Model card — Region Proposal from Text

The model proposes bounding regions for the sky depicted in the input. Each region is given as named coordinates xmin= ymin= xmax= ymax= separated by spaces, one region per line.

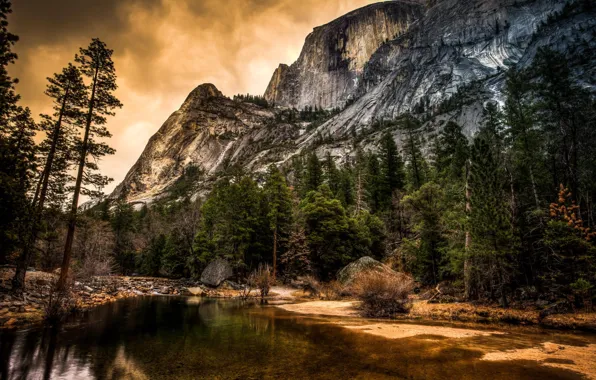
xmin=8 ymin=0 xmax=377 ymax=195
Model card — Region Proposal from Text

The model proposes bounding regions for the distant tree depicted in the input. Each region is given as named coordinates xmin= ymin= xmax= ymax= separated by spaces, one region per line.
xmin=378 ymin=132 xmax=405 ymax=207
xmin=365 ymin=153 xmax=383 ymax=213
xmin=58 ymin=38 xmax=122 ymax=289
xmin=323 ymin=151 xmax=341 ymax=196
xmin=434 ymin=121 xmax=469 ymax=181
xmin=399 ymin=114 xmax=427 ymax=190
xmin=111 ymin=200 xmax=136 ymax=275
xmin=305 ymin=152 xmax=323 ymax=194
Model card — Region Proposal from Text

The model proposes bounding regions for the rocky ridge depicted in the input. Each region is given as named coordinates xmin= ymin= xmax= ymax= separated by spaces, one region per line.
xmin=111 ymin=0 xmax=596 ymax=204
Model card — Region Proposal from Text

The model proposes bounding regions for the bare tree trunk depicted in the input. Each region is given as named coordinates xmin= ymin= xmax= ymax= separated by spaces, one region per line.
xmin=57 ymin=69 xmax=98 ymax=291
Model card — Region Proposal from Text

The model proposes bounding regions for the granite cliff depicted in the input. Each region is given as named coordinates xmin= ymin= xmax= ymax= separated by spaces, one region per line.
xmin=111 ymin=0 xmax=596 ymax=204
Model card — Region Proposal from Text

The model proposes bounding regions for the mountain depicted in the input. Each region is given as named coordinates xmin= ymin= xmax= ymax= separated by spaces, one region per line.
xmin=263 ymin=1 xmax=426 ymax=110
xmin=111 ymin=0 xmax=596 ymax=204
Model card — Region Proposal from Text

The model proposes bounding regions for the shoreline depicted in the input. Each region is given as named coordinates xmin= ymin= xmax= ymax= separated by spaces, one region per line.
xmin=2 ymin=268 xmax=596 ymax=333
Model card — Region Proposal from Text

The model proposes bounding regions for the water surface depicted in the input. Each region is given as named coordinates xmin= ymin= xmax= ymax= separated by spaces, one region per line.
xmin=0 ymin=297 xmax=594 ymax=379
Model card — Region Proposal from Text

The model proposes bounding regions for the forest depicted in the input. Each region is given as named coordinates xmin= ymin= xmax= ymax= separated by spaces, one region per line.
xmin=0 ymin=0 xmax=595 ymax=313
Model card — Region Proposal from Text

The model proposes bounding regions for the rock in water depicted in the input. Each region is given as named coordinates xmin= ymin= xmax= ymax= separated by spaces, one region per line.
xmin=200 ymin=259 xmax=233 ymax=287
xmin=337 ymin=256 xmax=396 ymax=285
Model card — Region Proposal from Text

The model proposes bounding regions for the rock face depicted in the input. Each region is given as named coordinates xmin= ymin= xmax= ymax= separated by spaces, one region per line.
xmin=110 ymin=83 xmax=299 ymax=203
xmin=200 ymin=258 xmax=233 ymax=287
xmin=336 ymin=256 xmax=396 ymax=285
xmin=264 ymin=1 xmax=425 ymax=110
xmin=110 ymin=0 xmax=596 ymax=204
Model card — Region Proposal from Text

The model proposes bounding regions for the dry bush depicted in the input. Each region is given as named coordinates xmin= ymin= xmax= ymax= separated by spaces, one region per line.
xmin=240 ymin=277 xmax=256 ymax=300
xmin=250 ymin=264 xmax=273 ymax=301
xmin=353 ymin=271 xmax=414 ymax=317
xmin=321 ymin=281 xmax=346 ymax=300
xmin=301 ymin=275 xmax=321 ymax=298
xmin=43 ymin=282 xmax=80 ymax=325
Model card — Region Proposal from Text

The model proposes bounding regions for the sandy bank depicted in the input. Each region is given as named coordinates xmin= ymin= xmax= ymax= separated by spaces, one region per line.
xmin=482 ymin=342 xmax=596 ymax=380
xmin=277 ymin=299 xmax=596 ymax=331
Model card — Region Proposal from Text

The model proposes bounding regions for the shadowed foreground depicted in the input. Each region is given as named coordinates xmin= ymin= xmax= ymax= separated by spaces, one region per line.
xmin=1 ymin=297 xmax=595 ymax=379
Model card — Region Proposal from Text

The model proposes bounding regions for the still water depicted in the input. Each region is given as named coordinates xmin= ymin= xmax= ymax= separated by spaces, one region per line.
xmin=0 ymin=296 xmax=594 ymax=379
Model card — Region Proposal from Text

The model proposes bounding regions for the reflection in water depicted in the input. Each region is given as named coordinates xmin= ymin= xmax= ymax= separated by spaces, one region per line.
xmin=0 ymin=296 xmax=593 ymax=379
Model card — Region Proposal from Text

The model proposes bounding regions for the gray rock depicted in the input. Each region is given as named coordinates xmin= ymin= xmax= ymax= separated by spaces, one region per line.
xmin=336 ymin=256 xmax=396 ymax=285
xmin=200 ymin=259 xmax=233 ymax=287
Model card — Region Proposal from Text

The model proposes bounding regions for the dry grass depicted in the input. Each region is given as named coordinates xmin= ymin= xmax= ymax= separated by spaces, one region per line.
xmin=353 ymin=271 xmax=414 ymax=317
xmin=42 ymin=282 xmax=80 ymax=325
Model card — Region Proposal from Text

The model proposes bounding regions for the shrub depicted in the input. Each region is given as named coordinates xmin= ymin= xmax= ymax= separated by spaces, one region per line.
xmin=301 ymin=275 xmax=321 ymax=298
xmin=353 ymin=271 xmax=414 ymax=317
xmin=250 ymin=264 xmax=273 ymax=301
xmin=43 ymin=283 xmax=79 ymax=325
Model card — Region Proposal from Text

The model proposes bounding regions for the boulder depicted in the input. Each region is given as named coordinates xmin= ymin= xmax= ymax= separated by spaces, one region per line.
xmin=336 ymin=256 xmax=396 ymax=285
xmin=200 ymin=258 xmax=233 ymax=287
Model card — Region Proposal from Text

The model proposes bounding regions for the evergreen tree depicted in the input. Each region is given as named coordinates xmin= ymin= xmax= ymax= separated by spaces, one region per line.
xmin=379 ymin=132 xmax=405 ymax=207
xmin=403 ymin=182 xmax=447 ymax=284
xmin=0 ymin=1 xmax=39 ymax=288
xmin=365 ymin=153 xmax=383 ymax=213
xmin=58 ymin=39 xmax=122 ymax=289
xmin=301 ymin=184 xmax=351 ymax=280
xmin=305 ymin=152 xmax=323 ymax=194
xmin=399 ymin=114 xmax=427 ymax=190
xmin=504 ymin=68 xmax=542 ymax=209
xmin=323 ymin=151 xmax=341 ymax=196
xmin=111 ymin=200 xmax=136 ymax=275
xmin=434 ymin=121 xmax=469 ymax=181
xmin=11 ymin=65 xmax=86 ymax=291
xmin=263 ymin=165 xmax=293 ymax=279
xmin=468 ymin=113 xmax=515 ymax=305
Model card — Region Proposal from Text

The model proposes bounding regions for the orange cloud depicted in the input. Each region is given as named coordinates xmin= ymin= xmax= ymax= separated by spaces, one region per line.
xmin=8 ymin=0 xmax=377 ymax=195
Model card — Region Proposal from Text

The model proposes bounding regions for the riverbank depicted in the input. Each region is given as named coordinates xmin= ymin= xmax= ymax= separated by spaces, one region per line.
xmin=278 ymin=299 xmax=596 ymax=332
xmin=3 ymin=268 xmax=596 ymax=333
xmin=0 ymin=268 xmax=243 ymax=329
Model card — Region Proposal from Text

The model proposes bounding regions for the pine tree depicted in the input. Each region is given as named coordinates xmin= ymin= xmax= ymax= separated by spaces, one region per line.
xmin=399 ymin=114 xmax=427 ymax=190
xmin=263 ymin=165 xmax=293 ymax=279
xmin=0 ymin=1 xmax=40 ymax=287
xmin=365 ymin=153 xmax=383 ymax=213
xmin=434 ymin=121 xmax=469 ymax=181
xmin=305 ymin=152 xmax=323 ymax=194
xmin=504 ymin=68 xmax=541 ymax=209
xmin=468 ymin=113 xmax=515 ymax=305
xmin=301 ymin=184 xmax=351 ymax=280
xmin=58 ymin=39 xmax=122 ymax=289
xmin=403 ymin=182 xmax=446 ymax=284
xmin=11 ymin=65 xmax=86 ymax=291
xmin=323 ymin=151 xmax=341 ymax=196
xmin=379 ymin=132 xmax=405 ymax=207
xmin=111 ymin=199 xmax=135 ymax=275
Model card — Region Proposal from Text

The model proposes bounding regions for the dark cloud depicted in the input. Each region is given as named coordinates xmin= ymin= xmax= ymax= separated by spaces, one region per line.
xmin=7 ymin=0 xmax=376 ymax=195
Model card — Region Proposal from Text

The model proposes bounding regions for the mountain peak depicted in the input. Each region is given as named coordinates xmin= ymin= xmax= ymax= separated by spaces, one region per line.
xmin=184 ymin=83 xmax=223 ymax=105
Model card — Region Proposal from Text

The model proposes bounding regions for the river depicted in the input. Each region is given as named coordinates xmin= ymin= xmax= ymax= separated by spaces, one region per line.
xmin=1 ymin=296 xmax=594 ymax=379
